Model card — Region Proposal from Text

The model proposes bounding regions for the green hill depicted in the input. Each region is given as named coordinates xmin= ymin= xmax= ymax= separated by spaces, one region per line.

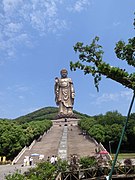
xmin=14 ymin=106 xmax=91 ymax=123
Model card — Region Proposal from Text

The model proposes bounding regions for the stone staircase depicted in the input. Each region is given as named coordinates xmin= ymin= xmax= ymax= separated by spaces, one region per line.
xmin=67 ymin=126 xmax=96 ymax=159
xmin=17 ymin=125 xmax=64 ymax=164
xmin=16 ymin=122 xmax=97 ymax=165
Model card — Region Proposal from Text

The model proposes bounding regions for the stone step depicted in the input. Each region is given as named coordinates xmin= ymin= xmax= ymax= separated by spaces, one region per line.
xmin=17 ymin=126 xmax=64 ymax=164
xmin=67 ymin=126 xmax=96 ymax=159
xmin=16 ymin=123 xmax=97 ymax=165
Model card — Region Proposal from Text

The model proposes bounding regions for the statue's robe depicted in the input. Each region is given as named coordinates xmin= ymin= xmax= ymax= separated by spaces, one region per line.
xmin=55 ymin=77 xmax=75 ymax=114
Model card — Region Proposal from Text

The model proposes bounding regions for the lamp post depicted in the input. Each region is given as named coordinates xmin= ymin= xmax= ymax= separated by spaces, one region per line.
xmin=109 ymin=141 xmax=113 ymax=154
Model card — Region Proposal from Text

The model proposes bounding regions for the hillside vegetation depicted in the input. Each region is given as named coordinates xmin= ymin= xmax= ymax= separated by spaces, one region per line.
xmin=78 ymin=111 xmax=135 ymax=153
xmin=1 ymin=107 xmax=135 ymax=160
xmin=14 ymin=106 xmax=91 ymax=123
xmin=0 ymin=107 xmax=90 ymax=160
xmin=0 ymin=119 xmax=52 ymax=160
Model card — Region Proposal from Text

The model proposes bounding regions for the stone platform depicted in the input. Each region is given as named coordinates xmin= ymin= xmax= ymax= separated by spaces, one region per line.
xmin=52 ymin=118 xmax=80 ymax=126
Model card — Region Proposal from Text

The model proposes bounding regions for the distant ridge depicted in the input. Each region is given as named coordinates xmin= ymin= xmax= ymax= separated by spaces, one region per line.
xmin=14 ymin=106 xmax=91 ymax=123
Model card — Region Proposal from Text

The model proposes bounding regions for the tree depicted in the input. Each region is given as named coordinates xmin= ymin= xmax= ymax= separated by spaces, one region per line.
xmin=27 ymin=161 xmax=56 ymax=180
xmin=88 ymin=124 xmax=105 ymax=142
xmin=70 ymin=20 xmax=135 ymax=91
xmin=6 ymin=171 xmax=26 ymax=180
xmin=0 ymin=119 xmax=52 ymax=160
xmin=97 ymin=111 xmax=125 ymax=125
xmin=79 ymin=156 xmax=97 ymax=169
xmin=5 ymin=162 xmax=57 ymax=180
xmin=70 ymin=16 xmax=135 ymax=180
xmin=78 ymin=117 xmax=96 ymax=131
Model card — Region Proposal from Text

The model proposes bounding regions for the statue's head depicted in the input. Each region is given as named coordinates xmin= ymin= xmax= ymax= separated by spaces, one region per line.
xmin=60 ymin=68 xmax=68 ymax=78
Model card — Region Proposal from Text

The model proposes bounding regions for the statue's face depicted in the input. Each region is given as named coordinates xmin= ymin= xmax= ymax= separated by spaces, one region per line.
xmin=61 ymin=71 xmax=67 ymax=78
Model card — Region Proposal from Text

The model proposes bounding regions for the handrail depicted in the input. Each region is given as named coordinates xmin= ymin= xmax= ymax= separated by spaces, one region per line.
xmin=55 ymin=172 xmax=62 ymax=180
xmin=12 ymin=146 xmax=27 ymax=165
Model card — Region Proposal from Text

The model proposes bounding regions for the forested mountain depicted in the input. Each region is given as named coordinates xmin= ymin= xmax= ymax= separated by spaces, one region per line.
xmin=14 ymin=106 xmax=91 ymax=123
xmin=1 ymin=107 xmax=135 ymax=160
xmin=0 ymin=107 xmax=91 ymax=160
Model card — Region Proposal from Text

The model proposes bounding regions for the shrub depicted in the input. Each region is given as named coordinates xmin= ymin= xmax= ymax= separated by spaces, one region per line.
xmin=79 ymin=156 xmax=97 ymax=169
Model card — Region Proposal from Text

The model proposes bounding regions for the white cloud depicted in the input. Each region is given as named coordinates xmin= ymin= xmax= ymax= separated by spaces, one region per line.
xmin=113 ymin=22 xmax=120 ymax=27
xmin=0 ymin=0 xmax=91 ymax=61
xmin=18 ymin=95 xmax=25 ymax=100
xmin=119 ymin=90 xmax=132 ymax=99
xmin=74 ymin=0 xmax=90 ymax=12
xmin=67 ymin=0 xmax=90 ymax=12
xmin=7 ymin=84 xmax=30 ymax=92
xmin=7 ymin=22 xmax=22 ymax=33
xmin=0 ymin=0 xmax=65 ymax=60
xmin=3 ymin=0 xmax=23 ymax=13
xmin=96 ymin=93 xmax=118 ymax=104
xmin=94 ymin=90 xmax=132 ymax=105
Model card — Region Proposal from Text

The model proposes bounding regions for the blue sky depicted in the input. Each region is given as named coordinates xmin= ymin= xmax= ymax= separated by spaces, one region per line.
xmin=0 ymin=0 xmax=135 ymax=119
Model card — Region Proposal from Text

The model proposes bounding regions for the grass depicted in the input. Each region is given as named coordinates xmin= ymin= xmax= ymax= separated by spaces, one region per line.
xmin=112 ymin=153 xmax=135 ymax=160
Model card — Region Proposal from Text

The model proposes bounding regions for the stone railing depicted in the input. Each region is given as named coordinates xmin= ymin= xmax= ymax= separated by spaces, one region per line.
xmin=28 ymin=140 xmax=36 ymax=150
xmin=98 ymin=142 xmax=112 ymax=160
xmin=55 ymin=172 xmax=62 ymax=180
xmin=12 ymin=146 xmax=27 ymax=165
xmin=12 ymin=129 xmax=50 ymax=165
xmin=79 ymin=127 xmax=112 ymax=160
